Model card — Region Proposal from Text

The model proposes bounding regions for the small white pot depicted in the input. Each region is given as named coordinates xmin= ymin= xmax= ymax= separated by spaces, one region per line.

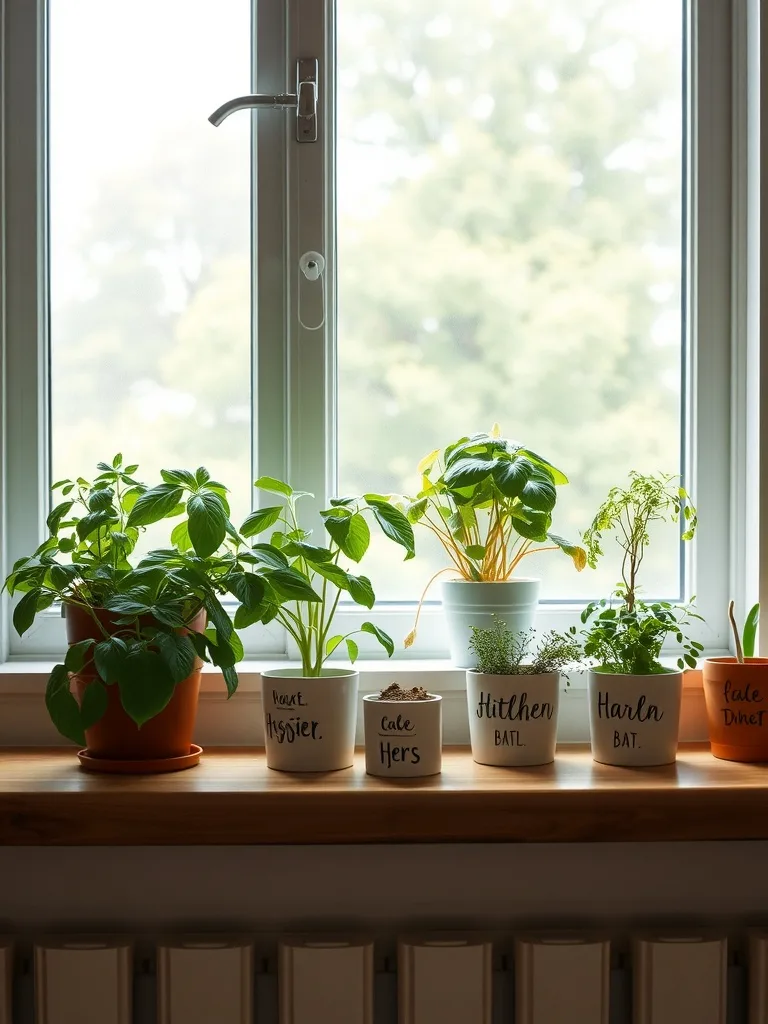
xmin=441 ymin=578 xmax=540 ymax=669
xmin=587 ymin=669 xmax=683 ymax=767
xmin=260 ymin=668 xmax=358 ymax=772
xmin=466 ymin=670 xmax=560 ymax=766
xmin=363 ymin=694 xmax=442 ymax=778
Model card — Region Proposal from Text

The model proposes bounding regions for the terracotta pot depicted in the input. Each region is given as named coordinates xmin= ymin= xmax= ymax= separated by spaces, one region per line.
xmin=65 ymin=603 xmax=205 ymax=763
xmin=702 ymin=657 xmax=768 ymax=762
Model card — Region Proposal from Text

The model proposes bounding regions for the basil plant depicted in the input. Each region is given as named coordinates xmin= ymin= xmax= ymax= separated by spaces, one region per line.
xmin=3 ymin=456 xmax=261 ymax=743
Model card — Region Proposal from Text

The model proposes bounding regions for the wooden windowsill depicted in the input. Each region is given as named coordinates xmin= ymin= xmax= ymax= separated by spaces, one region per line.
xmin=0 ymin=744 xmax=766 ymax=845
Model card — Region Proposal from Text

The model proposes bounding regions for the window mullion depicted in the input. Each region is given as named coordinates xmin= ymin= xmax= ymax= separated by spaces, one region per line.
xmin=2 ymin=0 xmax=49 ymax=659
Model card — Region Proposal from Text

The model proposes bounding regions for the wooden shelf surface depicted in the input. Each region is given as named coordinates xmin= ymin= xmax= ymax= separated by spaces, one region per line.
xmin=0 ymin=745 xmax=766 ymax=845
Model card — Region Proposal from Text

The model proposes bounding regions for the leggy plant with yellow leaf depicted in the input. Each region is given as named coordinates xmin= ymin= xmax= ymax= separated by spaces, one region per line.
xmin=397 ymin=430 xmax=586 ymax=646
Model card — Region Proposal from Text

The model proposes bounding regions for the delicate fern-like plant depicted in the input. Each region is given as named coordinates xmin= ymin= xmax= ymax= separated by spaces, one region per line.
xmin=468 ymin=619 xmax=582 ymax=678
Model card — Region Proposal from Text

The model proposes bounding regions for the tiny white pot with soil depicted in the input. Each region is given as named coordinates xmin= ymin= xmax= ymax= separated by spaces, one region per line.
xmin=260 ymin=668 xmax=358 ymax=772
xmin=441 ymin=578 xmax=541 ymax=669
xmin=587 ymin=669 xmax=683 ymax=767
xmin=363 ymin=688 xmax=442 ymax=778
xmin=466 ymin=670 xmax=560 ymax=766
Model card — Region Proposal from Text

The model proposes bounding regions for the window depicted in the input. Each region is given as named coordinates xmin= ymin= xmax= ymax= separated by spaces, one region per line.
xmin=0 ymin=0 xmax=747 ymax=681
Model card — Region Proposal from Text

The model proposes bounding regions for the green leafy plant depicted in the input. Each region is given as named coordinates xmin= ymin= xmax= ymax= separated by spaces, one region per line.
xmin=2 ymin=455 xmax=265 ymax=744
xmin=468 ymin=619 xmax=582 ymax=678
xmin=394 ymin=427 xmax=586 ymax=646
xmin=580 ymin=471 xmax=703 ymax=674
xmin=231 ymin=477 xmax=415 ymax=676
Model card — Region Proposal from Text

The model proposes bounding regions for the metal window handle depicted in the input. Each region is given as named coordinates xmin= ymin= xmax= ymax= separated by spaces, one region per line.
xmin=208 ymin=58 xmax=318 ymax=143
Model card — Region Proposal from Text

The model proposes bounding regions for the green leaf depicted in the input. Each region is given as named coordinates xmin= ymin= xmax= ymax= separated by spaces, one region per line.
xmin=442 ymin=455 xmax=498 ymax=488
xmin=204 ymin=593 xmax=233 ymax=641
xmin=361 ymin=621 xmax=395 ymax=657
xmin=521 ymin=468 xmax=558 ymax=512
xmin=80 ymin=680 xmax=108 ymax=730
xmin=187 ymin=490 xmax=227 ymax=558
xmin=240 ymin=505 xmax=283 ymax=538
xmin=112 ymin=453 xmax=123 ymax=469
xmin=117 ymin=649 xmax=176 ymax=727
xmin=511 ymin=508 xmax=551 ymax=542
xmin=346 ymin=637 xmax=359 ymax=663
xmin=171 ymin=519 xmax=193 ymax=553
xmin=195 ymin=467 xmax=211 ymax=487
xmin=265 ymin=568 xmax=322 ymax=602
xmin=228 ymin=572 xmax=266 ymax=610
xmin=94 ymin=636 xmax=129 ymax=684
xmin=325 ymin=634 xmax=344 ymax=656
xmin=221 ymin=663 xmax=239 ymax=697
xmin=87 ymin=487 xmax=115 ymax=512
xmin=64 ymin=638 xmax=96 ymax=674
xmin=322 ymin=511 xmax=352 ymax=549
xmin=346 ymin=574 xmax=375 ymax=609
xmin=313 ymin=562 xmax=351 ymax=590
xmin=405 ymin=498 xmax=429 ymax=524
xmin=250 ymin=543 xmax=290 ymax=570
xmin=103 ymin=593 xmax=152 ymax=617
xmin=76 ymin=510 xmax=114 ymax=541
xmin=465 ymin=544 xmax=486 ymax=560
xmin=58 ymin=537 xmax=76 ymax=553
xmin=364 ymin=498 xmax=415 ymax=559
xmin=493 ymin=456 xmax=534 ymax=498
xmin=49 ymin=563 xmax=79 ymax=591
xmin=340 ymin=513 xmax=370 ymax=562
xmin=254 ymin=476 xmax=293 ymax=498
xmin=13 ymin=590 xmax=41 ymax=636
xmin=518 ymin=448 xmax=569 ymax=485
xmin=47 ymin=500 xmax=74 ymax=534
xmin=744 ymin=602 xmax=760 ymax=658
xmin=45 ymin=664 xmax=85 ymax=746
xmin=282 ymin=541 xmax=335 ymax=563
xmin=126 ymin=483 xmax=184 ymax=528
xmin=161 ymin=468 xmax=198 ymax=489
xmin=153 ymin=631 xmax=197 ymax=684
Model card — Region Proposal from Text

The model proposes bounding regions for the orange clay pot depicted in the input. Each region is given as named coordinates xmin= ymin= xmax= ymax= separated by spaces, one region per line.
xmin=65 ymin=603 xmax=205 ymax=762
xmin=702 ymin=657 xmax=768 ymax=762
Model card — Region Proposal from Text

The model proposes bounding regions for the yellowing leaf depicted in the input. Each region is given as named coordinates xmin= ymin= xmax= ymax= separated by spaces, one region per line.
xmin=491 ymin=423 xmax=501 ymax=438
xmin=404 ymin=629 xmax=417 ymax=649
xmin=417 ymin=448 xmax=441 ymax=475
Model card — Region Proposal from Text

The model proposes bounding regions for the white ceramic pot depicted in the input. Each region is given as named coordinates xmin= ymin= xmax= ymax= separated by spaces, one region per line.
xmin=441 ymin=578 xmax=540 ymax=669
xmin=363 ymin=694 xmax=442 ymax=778
xmin=466 ymin=670 xmax=560 ymax=766
xmin=587 ymin=669 xmax=683 ymax=767
xmin=260 ymin=668 xmax=358 ymax=772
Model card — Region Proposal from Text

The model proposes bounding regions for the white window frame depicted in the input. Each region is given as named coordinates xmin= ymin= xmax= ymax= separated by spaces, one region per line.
xmin=0 ymin=0 xmax=759 ymax=733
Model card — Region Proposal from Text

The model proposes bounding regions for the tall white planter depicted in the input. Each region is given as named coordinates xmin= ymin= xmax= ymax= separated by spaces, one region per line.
xmin=442 ymin=578 xmax=540 ymax=669
xmin=466 ymin=670 xmax=560 ymax=766
xmin=260 ymin=668 xmax=358 ymax=772
xmin=587 ymin=669 xmax=683 ymax=767
xmin=363 ymin=694 xmax=442 ymax=777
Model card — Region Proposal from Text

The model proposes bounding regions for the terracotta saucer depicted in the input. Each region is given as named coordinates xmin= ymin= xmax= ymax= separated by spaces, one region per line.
xmin=77 ymin=744 xmax=203 ymax=774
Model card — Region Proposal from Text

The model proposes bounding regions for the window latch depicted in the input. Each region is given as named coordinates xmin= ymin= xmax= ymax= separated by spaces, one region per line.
xmin=208 ymin=58 xmax=318 ymax=143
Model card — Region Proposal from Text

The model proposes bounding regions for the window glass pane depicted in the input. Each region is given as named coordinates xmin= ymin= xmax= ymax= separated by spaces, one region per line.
xmin=336 ymin=0 xmax=684 ymax=601
xmin=49 ymin=0 xmax=252 ymax=524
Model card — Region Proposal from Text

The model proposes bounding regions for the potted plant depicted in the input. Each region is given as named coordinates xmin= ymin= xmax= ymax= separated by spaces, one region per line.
xmin=3 ymin=456 xmax=255 ymax=772
xmin=702 ymin=601 xmax=768 ymax=761
xmin=466 ymin=619 xmax=581 ymax=766
xmin=232 ymin=477 xmax=415 ymax=772
xmin=363 ymin=683 xmax=442 ymax=778
xmin=399 ymin=428 xmax=586 ymax=668
xmin=581 ymin=471 xmax=702 ymax=767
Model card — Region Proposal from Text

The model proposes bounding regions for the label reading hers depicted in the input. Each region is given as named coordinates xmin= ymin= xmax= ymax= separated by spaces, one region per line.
xmin=378 ymin=714 xmax=420 ymax=768
xmin=265 ymin=689 xmax=323 ymax=744
xmin=721 ymin=679 xmax=766 ymax=727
